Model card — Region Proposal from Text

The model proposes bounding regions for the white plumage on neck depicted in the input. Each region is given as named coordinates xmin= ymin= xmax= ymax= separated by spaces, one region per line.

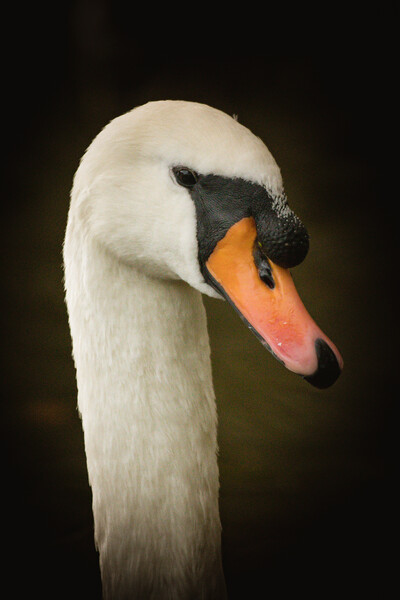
xmin=64 ymin=230 xmax=225 ymax=598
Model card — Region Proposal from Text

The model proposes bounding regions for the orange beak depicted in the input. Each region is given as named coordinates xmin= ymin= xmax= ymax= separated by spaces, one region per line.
xmin=205 ymin=217 xmax=343 ymax=386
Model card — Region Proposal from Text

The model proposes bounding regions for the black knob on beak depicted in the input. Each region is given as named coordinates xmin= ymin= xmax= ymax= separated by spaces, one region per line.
xmin=260 ymin=211 xmax=309 ymax=268
xmin=252 ymin=192 xmax=309 ymax=269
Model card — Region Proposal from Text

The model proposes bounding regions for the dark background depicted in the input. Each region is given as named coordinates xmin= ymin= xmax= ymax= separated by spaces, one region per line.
xmin=2 ymin=3 xmax=396 ymax=598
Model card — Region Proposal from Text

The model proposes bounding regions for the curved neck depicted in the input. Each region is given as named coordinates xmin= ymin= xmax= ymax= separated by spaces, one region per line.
xmin=64 ymin=230 xmax=226 ymax=599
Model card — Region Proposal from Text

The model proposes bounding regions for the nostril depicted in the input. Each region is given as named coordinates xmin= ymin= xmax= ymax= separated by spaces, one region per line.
xmin=304 ymin=338 xmax=342 ymax=388
xmin=253 ymin=241 xmax=275 ymax=289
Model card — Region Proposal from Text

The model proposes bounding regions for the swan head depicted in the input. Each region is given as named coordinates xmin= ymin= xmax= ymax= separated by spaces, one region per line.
xmin=71 ymin=100 xmax=342 ymax=388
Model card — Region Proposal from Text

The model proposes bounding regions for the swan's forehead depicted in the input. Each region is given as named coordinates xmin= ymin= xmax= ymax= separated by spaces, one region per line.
xmin=112 ymin=101 xmax=283 ymax=195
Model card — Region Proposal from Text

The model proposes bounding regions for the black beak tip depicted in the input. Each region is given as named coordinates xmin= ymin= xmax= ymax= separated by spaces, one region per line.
xmin=304 ymin=338 xmax=342 ymax=389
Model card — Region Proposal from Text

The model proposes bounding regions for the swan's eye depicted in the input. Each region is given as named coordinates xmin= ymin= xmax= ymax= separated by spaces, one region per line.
xmin=172 ymin=166 xmax=198 ymax=188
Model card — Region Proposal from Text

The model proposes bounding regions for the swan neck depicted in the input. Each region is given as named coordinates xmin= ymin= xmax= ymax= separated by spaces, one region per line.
xmin=64 ymin=234 xmax=226 ymax=599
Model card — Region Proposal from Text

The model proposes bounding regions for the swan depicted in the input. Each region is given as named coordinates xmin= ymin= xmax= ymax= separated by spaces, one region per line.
xmin=63 ymin=100 xmax=343 ymax=599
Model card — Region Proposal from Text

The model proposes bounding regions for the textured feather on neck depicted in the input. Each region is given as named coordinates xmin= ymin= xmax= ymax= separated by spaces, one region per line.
xmin=64 ymin=224 xmax=226 ymax=598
